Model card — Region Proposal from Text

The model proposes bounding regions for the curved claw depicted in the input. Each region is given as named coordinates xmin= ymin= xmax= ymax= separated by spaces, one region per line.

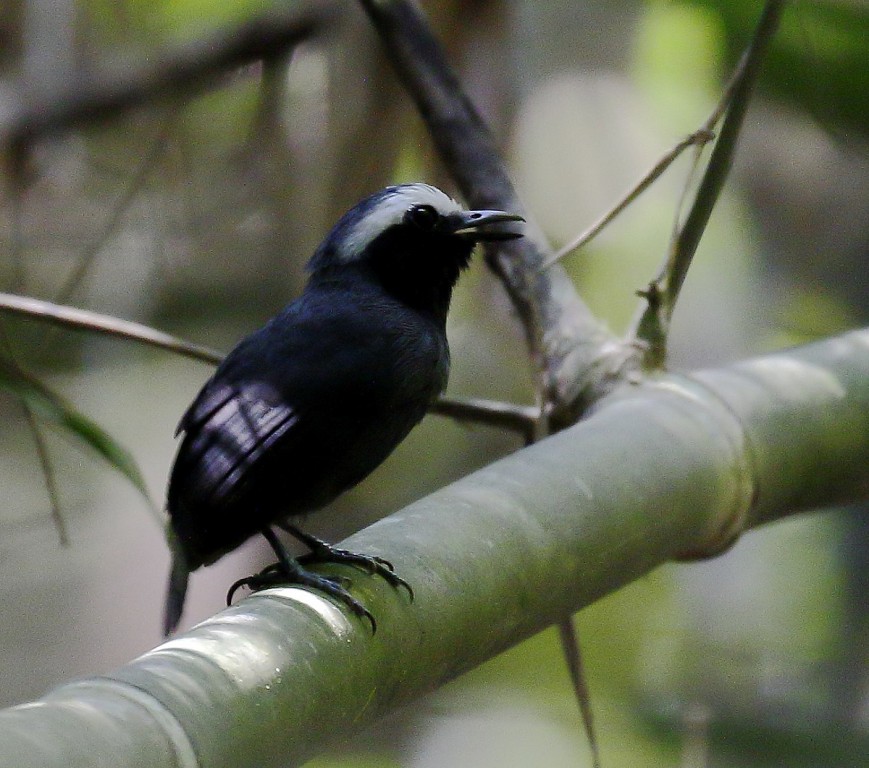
xmin=296 ymin=546 xmax=413 ymax=601
xmin=385 ymin=570 xmax=414 ymax=601
xmin=226 ymin=559 xmax=377 ymax=632
xmin=226 ymin=565 xmax=288 ymax=604
xmin=226 ymin=575 xmax=256 ymax=605
xmin=369 ymin=555 xmax=395 ymax=572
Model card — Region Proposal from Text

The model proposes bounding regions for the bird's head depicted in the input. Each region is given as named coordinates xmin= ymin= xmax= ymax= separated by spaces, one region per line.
xmin=307 ymin=183 xmax=524 ymax=316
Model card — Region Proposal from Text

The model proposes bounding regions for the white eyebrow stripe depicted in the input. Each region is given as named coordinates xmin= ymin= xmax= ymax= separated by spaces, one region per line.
xmin=339 ymin=184 xmax=463 ymax=261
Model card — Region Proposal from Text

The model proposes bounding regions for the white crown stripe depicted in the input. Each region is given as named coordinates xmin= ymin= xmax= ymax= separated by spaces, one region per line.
xmin=339 ymin=184 xmax=463 ymax=262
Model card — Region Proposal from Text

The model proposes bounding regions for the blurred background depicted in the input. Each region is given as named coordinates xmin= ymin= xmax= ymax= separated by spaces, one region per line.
xmin=0 ymin=1 xmax=867 ymax=766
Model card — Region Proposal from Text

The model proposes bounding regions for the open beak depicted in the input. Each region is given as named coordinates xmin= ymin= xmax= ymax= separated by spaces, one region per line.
xmin=449 ymin=210 xmax=525 ymax=241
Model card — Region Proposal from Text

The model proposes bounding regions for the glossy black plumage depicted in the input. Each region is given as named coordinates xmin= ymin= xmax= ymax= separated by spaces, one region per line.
xmin=163 ymin=183 xmax=523 ymax=634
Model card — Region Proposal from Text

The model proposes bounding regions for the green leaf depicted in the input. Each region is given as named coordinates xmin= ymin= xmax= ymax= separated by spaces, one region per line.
xmin=0 ymin=354 xmax=154 ymax=506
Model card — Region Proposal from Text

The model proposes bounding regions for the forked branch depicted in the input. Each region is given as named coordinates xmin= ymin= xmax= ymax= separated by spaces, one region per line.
xmin=631 ymin=0 xmax=786 ymax=367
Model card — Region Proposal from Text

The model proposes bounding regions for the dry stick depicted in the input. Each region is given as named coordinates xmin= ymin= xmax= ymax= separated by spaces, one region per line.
xmin=545 ymin=13 xmax=765 ymax=273
xmin=631 ymin=0 xmax=786 ymax=365
xmin=0 ymin=291 xmax=223 ymax=365
xmin=0 ymin=292 xmax=540 ymax=437
xmin=664 ymin=54 xmax=748 ymax=257
xmin=542 ymin=127 xmax=715 ymax=270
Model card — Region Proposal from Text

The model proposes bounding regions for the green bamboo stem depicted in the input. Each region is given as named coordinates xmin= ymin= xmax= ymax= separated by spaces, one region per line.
xmin=0 ymin=328 xmax=867 ymax=768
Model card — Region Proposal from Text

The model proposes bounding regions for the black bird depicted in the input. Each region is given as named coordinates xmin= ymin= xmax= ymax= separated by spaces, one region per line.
xmin=163 ymin=183 xmax=523 ymax=634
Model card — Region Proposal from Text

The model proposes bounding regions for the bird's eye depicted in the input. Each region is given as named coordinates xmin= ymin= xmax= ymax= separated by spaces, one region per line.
xmin=405 ymin=204 xmax=440 ymax=231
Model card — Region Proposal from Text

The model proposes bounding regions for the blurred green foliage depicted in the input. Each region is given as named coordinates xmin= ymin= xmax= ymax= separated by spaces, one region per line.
xmin=679 ymin=0 xmax=869 ymax=138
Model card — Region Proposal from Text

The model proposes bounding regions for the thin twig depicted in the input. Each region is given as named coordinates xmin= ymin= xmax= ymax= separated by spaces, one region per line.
xmin=543 ymin=128 xmax=715 ymax=269
xmin=430 ymin=396 xmax=540 ymax=441
xmin=0 ymin=327 xmax=70 ymax=544
xmin=558 ymin=618 xmax=601 ymax=768
xmin=631 ymin=0 xmax=785 ymax=365
xmin=546 ymin=9 xmax=768 ymax=274
xmin=665 ymin=48 xmax=751 ymax=250
xmin=0 ymin=291 xmax=223 ymax=365
xmin=0 ymin=293 xmax=546 ymax=435
xmin=21 ymin=403 xmax=70 ymax=546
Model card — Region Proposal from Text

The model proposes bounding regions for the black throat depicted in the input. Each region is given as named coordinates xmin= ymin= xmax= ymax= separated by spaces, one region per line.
xmin=311 ymin=230 xmax=473 ymax=323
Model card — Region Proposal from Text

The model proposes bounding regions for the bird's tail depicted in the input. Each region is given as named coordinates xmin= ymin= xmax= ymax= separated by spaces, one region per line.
xmin=163 ymin=525 xmax=190 ymax=636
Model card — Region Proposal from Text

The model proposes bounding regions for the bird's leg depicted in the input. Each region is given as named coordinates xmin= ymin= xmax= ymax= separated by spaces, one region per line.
xmin=227 ymin=526 xmax=378 ymax=631
xmin=279 ymin=522 xmax=413 ymax=599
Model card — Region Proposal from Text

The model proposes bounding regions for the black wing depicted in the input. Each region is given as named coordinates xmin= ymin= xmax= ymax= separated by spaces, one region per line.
xmin=170 ymin=379 xmax=298 ymax=512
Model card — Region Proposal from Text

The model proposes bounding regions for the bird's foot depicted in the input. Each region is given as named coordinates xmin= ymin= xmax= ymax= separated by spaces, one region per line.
xmin=297 ymin=546 xmax=414 ymax=599
xmin=282 ymin=523 xmax=414 ymax=600
xmin=280 ymin=523 xmax=413 ymax=600
xmin=227 ymin=559 xmax=378 ymax=631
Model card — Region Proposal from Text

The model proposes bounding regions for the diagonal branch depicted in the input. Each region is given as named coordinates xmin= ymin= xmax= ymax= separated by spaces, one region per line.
xmin=0 ymin=4 xmax=335 ymax=147
xmin=543 ymin=127 xmax=716 ymax=269
xmin=358 ymin=0 xmax=628 ymax=418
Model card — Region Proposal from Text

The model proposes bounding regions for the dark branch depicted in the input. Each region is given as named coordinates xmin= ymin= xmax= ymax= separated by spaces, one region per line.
xmin=0 ymin=4 xmax=336 ymax=146
xmin=358 ymin=0 xmax=626 ymax=417
xmin=431 ymin=396 xmax=540 ymax=442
